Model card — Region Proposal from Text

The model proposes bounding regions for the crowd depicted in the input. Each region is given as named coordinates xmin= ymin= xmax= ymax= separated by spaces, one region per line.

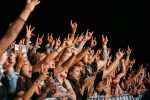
xmin=0 ymin=0 xmax=150 ymax=100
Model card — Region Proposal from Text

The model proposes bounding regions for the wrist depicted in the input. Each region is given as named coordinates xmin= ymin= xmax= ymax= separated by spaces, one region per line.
xmin=34 ymin=79 xmax=41 ymax=86
xmin=86 ymin=46 xmax=91 ymax=51
xmin=18 ymin=16 xmax=26 ymax=22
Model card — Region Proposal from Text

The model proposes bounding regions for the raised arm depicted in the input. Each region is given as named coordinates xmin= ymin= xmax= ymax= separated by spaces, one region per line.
xmin=71 ymin=36 xmax=97 ymax=66
xmin=22 ymin=66 xmax=49 ymax=100
xmin=77 ymin=29 xmax=93 ymax=52
xmin=103 ymin=49 xmax=125 ymax=79
xmin=54 ymin=47 xmax=78 ymax=75
xmin=113 ymin=59 xmax=126 ymax=83
xmin=124 ymin=45 xmax=132 ymax=66
xmin=0 ymin=0 xmax=40 ymax=56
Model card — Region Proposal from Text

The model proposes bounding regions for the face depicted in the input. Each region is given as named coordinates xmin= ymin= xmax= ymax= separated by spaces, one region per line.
xmin=0 ymin=51 xmax=8 ymax=65
xmin=70 ymin=66 xmax=81 ymax=81
xmin=77 ymin=61 xmax=85 ymax=73
xmin=60 ymin=70 xmax=68 ymax=79
xmin=22 ymin=65 xmax=32 ymax=78
xmin=83 ymin=53 xmax=94 ymax=64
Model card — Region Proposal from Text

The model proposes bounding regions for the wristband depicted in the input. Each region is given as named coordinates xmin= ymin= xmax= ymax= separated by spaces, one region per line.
xmin=19 ymin=16 xmax=26 ymax=22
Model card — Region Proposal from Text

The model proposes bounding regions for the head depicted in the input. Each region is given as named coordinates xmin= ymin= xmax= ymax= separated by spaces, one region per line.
xmin=21 ymin=65 xmax=32 ymax=78
xmin=68 ymin=66 xmax=81 ymax=81
xmin=83 ymin=52 xmax=94 ymax=64
xmin=59 ymin=70 xmax=68 ymax=79
xmin=76 ymin=61 xmax=85 ymax=73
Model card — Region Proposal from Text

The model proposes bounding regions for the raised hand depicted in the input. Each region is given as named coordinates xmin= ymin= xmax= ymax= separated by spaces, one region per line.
xmin=55 ymin=36 xmax=61 ymax=47
xmin=47 ymin=33 xmax=53 ymax=44
xmin=35 ymin=34 xmax=44 ymax=48
xmin=90 ymin=37 xmax=97 ymax=48
xmin=115 ymin=49 xmax=125 ymax=60
xmin=129 ymin=59 xmax=136 ymax=65
xmin=126 ymin=45 xmax=132 ymax=55
xmin=70 ymin=20 xmax=77 ymax=34
xmin=62 ymin=39 xmax=73 ymax=48
xmin=94 ymin=48 xmax=102 ymax=60
xmin=84 ymin=29 xmax=93 ymax=41
xmin=26 ymin=25 xmax=35 ymax=39
xmin=78 ymin=32 xmax=84 ymax=43
xmin=38 ymin=64 xmax=49 ymax=81
xmin=102 ymin=34 xmax=108 ymax=46
xmin=25 ymin=0 xmax=40 ymax=12
xmin=71 ymin=47 xmax=78 ymax=55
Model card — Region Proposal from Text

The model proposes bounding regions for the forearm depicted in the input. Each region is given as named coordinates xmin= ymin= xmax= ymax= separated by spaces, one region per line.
xmin=104 ymin=59 xmax=120 ymax=78
xmin=125 ymin=54 xmax=130 ymax=66
xmin=102 ymin=45 xmax=107 ymax=61
xmin=71 ymin=47 xmax=89 ymax=66
xmin=54 ymin=54 xmax=76 ymax=75
xmin=22 ymin=79 xmax=40 ymax=100
xmin=33 ymin=46 xmax=64 ymax=73
xmin=56 ymin=48 xmax=72 ymax=67
xmin=77 ymin=40 xmax=87 ymax=53
xmin=25 ymin=37 xmax=31 ymax=52
xmin=0 ymin=18 xmax=26 ymax=55
xmin=0 ymin=7 xmax=32 ymax=55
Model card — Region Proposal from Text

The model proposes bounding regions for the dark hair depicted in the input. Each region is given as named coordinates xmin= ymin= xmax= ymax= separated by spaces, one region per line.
xmin=67 ymin=65 xmax=78 ymax=79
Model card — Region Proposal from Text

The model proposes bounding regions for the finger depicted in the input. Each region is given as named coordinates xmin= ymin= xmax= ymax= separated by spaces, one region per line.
xmin=31 ymin=33 xmax=35 ymax=36
xmin=102 ymin=34 xmax=104 ymax=40
xmin=47 ymin=33 xmax=49 ymax=37
xmin=31 ymin=27 xmax=35 ymax=32
xmin=86 ymin=29 xmax=89 ymax=33
xmin=26 ymin=25 xmax=28 ymax=30
xmin=35 ymin=1 xmax=40 ymax=6
xmin=70 ymin=20 xmax=73 ymax=25
xmin=128 ymin=45 xmax=130 ymax=49
xmin=41 ymin=34 xmax=44 ymax=39
xmin=29 ymin=25 xmax=31 ymax=30
xmin=58 ymin=36 xmax=60 ymax=40
xmin=37 ymin=35 xmax=39 ymax=39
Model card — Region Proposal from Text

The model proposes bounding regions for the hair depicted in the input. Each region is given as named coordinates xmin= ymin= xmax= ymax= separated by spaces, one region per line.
xmin=67 ymin=65 xmax=79 ymax=79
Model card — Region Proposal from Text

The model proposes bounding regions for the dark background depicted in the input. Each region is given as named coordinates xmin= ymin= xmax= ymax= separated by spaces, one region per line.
xmin=0 ymin=0 xmax=149 ymax=67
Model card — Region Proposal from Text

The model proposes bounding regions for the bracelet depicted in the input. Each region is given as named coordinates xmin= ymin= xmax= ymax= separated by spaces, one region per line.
xmin=33 ymin=80 xmax=40 ymax=86
xmin=19 ymin=16 xmax=26 ymax=22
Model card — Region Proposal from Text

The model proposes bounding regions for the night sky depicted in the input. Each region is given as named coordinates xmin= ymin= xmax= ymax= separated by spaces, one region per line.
xmin=0 ymin=0 xmax=149 ymax=67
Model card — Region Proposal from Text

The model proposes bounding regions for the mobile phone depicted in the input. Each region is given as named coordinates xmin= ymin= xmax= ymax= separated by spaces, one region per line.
xmin=14 ymin=44 xmax=27 ymax=53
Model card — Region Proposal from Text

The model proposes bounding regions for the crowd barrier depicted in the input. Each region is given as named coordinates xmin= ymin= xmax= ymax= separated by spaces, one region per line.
xmin=88 ymin=93 xmax=143 ymax=100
